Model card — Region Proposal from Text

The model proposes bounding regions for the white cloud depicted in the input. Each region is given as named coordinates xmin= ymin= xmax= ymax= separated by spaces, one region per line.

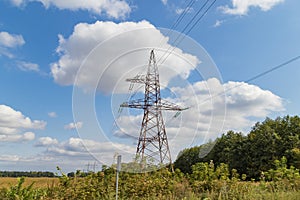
xmin=0 ymin=105 xmax=46 ymax=130
xmin=0 ymin=48 xmax=14 ymax=58
xmin=219 ymin=0 xmax=284 ymax=15
xmin=51 ymin=20 xmax=199 ymax=94
xmin=10 ymin=0 xmax=23 ymax=6
xmin=17 ymin=61 xmax=40 ymax=72
xmin=213 ymin=20 xmax=224 ymax=28
xmin=175 ymin=8 xmax=184 ymax=15
xmin=0 ymin=104 xmax=46 ymax=142
xmin=64 ymin=121 xmax=83 ymax=130
xmin=1 ymin=137 xmax=136 ymax=171
xmin=48 ymin=112 xmax=57 ymax=118
xmin=173 ymin=78 xmax=284 ymax=133
xmin=0 ymin=131 xmax=35 ymax=142
xmin=0 ymin=31 xmax=25 ymax=48
xmin=0 ymin=78 xmax=284 ymax=169
xmin=223 ymin=81 xmax=284 ymax=129
xmin=35 ymin=136 xmax=58 ymax=146
xmin=175 ymin=7 xmax=193 ymax=15
xmin=0 ymin=33 xmax=41 ymax=73
xmin=9 ymin=0 xmax=131 ymax=19
xmin=161 ymin=0 xmax=168 ymax=5
xmin=52 ymin=137 xmax=133 ymax=155
xmin=114 ymin=78 xmax=284 ymax=159
xmin=0 ymin=31 xmax=25 ymax=58
xmin=0 ymin=155 xmax=20 ymax=162
xmin=41 ymin=137 xmax=135 ymax=170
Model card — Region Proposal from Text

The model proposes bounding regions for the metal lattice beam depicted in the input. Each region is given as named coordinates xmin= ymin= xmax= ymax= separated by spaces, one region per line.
xmin=120 ymin=50 xmax=187 ymax=167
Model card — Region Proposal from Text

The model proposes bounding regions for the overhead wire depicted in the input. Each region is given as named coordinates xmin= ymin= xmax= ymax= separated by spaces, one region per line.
xmin=115 ymin=0 xmax=218 ymax=131
xmin=157 ymin=0 xmax=211 ymax=63
xmin=192 ymin=55 xmax=300 ymax=108
xmin=157 ymin=0 xmax=218 ymax=65
xmin=163 ymin=55 xmax=300 ymax=129
xmin=158 ymin=0 xmax=197 ymax=47
xmin=169 ymin=0 xmax=196 ymax=31
xmin=113 ymin=1 xmax=300 ymax=143
xmin=114 ymin=0 xmax=300 ymax=138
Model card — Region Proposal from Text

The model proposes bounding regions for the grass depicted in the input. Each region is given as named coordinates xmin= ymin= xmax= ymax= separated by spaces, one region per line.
xmin=0 ymin=172 xmax=299 ymax=199
xmin=0 ymin=177 xmax=59 ymax=189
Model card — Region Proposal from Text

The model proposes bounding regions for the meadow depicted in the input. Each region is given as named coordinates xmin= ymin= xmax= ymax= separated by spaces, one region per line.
xmin=0 ymin=177 xmax=59 ymax=189
xmin=0 ymin=161 xmax=299 ymax=200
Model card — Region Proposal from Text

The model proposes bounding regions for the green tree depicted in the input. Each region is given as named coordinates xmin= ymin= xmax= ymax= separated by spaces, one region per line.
xmin=174 ymin=115 xmax=300 ymax=180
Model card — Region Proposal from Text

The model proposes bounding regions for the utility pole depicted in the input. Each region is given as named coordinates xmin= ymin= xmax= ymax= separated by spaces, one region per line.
xmin=121 ymin=50 xmax=187 ymax=167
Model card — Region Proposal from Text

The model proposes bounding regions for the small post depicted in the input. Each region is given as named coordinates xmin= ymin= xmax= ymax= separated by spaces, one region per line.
xmin=116 ymin=155 xmax=121 ymax=200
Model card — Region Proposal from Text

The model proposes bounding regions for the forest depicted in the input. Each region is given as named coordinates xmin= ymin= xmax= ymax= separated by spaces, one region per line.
xmin=0 ymin=115 xmax=299 ymax=199
xmin=175 ymin=115 xmax=300 ymax=179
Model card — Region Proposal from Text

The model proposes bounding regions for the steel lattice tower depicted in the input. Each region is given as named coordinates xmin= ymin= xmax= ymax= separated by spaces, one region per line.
xmin=121 ymin=50 xmax=186 ymax=166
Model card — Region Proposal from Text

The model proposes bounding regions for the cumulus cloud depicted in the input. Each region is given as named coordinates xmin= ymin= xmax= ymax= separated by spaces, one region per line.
xmin=17 ymin=61 xmax=40 ymax=72
xmin=0 ymin=78 xmax=284 ymax=169
xmin=0 ymin=104 xmax=46 ymax=142
xmin=1 ymin=137 xmax=136 ymax=171
xmin=37 ymin=137 xmax=136 ymax=171
xmin=46 ymin=137 xmax=134 ymax=156
xmin=0 ymin=31 xmax=25 ymax=48
xmin=0 ymin=132 xmax=35 ymax=142
xmin=64 ymin=121 xmax=83 ymax=130
xmin=114 ymin=78 xmax=284 ymax=159
xmin=35 ymin=136 xmax=58 ymax=146
xmin=219 ymin=0 xmax=284 ymax=15
xmin=51 ymin=20 xmax=199 ymax=94
xmin=9 ymin=0 xmax=131 ymax=19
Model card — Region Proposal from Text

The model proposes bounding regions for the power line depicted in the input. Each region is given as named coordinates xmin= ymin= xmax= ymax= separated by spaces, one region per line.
xmin=158 ymin=0 xmax=196 ymax=47
xmin=157 ymin=0 xmax=217 ymax=65
xmin=169 ymin=0 xmax=196 ymax=32
xmin=245 ymin=55 xmax=300 ymax=83
xmin=195 ymin=55 xmax=300 ymax=107
xmin=157 ymin=0 xmax=211 ymax=63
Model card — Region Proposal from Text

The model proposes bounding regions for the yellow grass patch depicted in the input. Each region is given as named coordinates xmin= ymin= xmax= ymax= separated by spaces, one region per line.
xmin=0 ymin=177 xmax=59 ymax=189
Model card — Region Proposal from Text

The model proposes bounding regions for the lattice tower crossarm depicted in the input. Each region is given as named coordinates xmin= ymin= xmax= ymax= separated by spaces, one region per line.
xmin=120 ymin=50 xmax=187 ymax=167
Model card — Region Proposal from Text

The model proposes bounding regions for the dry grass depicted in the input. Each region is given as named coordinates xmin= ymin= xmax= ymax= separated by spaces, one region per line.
xmin=0 ymin=177 xmax=59 ymax=189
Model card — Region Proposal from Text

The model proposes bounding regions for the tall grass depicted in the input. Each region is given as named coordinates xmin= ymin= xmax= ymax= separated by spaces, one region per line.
xmin=0 ymin=170 xmax=299 ymax=199
xmin=1 ymin=159 xmax=300 ymax=200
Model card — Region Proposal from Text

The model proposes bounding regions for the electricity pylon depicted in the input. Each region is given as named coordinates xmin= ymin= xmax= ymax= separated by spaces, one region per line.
xmin=121 ymin=50 xmax=187 ymax=167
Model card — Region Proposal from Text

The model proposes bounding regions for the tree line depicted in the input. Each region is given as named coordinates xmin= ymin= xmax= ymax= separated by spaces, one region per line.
xmin=174 ymin=115 xmax=300 ymax=180
xmin=0 ymin=171 xmax=55 ymax=177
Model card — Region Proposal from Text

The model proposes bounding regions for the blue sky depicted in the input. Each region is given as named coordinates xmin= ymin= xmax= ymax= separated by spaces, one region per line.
xmin=0 ymin=0 xmax=299 ymax=172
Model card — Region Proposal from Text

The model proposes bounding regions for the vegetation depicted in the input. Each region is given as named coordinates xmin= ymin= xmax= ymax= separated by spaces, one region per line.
xmin=0 ymin=177 xmax=59 ymax=189
xmin=0 ymin=171 xmax=55 ymax=177
xmin=0 ymin=115 xmax=300 ymax=199
xmin=0 ymin=158 xmax=299 ymax=199
xmin=175 ymin=115 xmax=300 ymax=179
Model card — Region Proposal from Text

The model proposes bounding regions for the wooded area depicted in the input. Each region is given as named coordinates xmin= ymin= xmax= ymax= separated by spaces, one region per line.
xmin=174 ymin=115 xmax=300 ymax=179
